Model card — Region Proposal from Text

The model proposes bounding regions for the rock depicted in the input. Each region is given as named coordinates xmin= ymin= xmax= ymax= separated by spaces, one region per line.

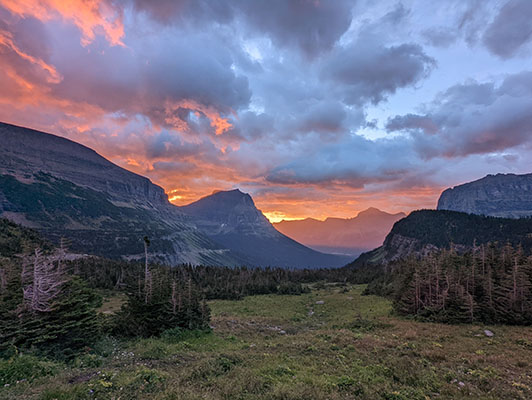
xmin=458 ymin=381 xmax=465 ymax=388
xmin=437 ymin=173 xmax=532 ymax=218
xmin=279 ymin=330 xmax=286 ymax=335
xmin=316 ymin=300 xmax=325 ymax=305
xmin=484 ymin=329 xmax=494 ymax=337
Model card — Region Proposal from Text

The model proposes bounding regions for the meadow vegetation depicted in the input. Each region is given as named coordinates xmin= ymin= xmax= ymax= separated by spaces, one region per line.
xmin=1 ymin=284 xmax=532 ymax=399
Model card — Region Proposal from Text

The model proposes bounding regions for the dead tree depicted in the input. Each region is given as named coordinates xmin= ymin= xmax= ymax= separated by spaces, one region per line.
xmin=143 ymin=236 xmax=152 ymax=304
xmin=21 ymin=248 xmax=68 ymax=313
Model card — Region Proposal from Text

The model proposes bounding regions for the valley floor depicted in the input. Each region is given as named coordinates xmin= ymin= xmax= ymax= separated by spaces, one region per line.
xmin=2 ymin=284 xmax=532 ymax=399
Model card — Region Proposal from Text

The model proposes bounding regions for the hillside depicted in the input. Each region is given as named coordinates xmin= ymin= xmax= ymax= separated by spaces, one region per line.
xmin=181 ymin=190 xmax=351 ymax=268
xmin=347 ymin=209 xmax=532 ymax=274
xmin=0 ymin=122 xmax=245 ymax=266
xmin=274 ymin=207 xmax=405 ymax=256
xmin=437 ymin=173 xmax=532 ymax=218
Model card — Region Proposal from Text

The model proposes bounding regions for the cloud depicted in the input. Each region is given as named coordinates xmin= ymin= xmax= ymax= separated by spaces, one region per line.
xmin=324 ymin=40 xmax=436 ymax=105
xmin=1 ymin=0 xmax=124 ymax=45
xmin=483 ymin=0 xmax=532 ymax=58
xmin=266 ymin=134 xmax=416 ymax=189
xmin=386 ymin=114 xmax=438 ymax=134
xmin=421 ymin=27 xmax=458 ymax=48
xmin=387 ymin=71 xmax=532 ymax=158
xmin=130 ymin=0 xmax=355 ymax=57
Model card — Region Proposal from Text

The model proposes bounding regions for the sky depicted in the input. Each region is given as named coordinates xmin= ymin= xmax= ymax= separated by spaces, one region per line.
xmin=0 ymin=0 xmax=532 ymax=222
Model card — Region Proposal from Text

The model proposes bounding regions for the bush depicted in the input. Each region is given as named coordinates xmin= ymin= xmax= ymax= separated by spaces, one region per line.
xmin=0 ymin=354 xmax=59 ymax=386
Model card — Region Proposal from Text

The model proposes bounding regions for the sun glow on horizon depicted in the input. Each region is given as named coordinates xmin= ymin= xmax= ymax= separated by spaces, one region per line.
xmin=263 ymin=211 xmax=305 ymax=224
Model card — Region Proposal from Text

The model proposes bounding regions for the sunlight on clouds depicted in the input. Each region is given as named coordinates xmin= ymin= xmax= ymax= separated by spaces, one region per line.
xmin=0 ymin=29 xmax=61 ymax=83
xmin=0 ymin=0 xmax=124 ymax=46
xmin=164 ymin=99 xmax=232 ymax=136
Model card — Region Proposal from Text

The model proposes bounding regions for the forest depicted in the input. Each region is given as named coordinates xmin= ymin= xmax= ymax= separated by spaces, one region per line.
xmin=366 ymin=243 xmax=532 ymax=324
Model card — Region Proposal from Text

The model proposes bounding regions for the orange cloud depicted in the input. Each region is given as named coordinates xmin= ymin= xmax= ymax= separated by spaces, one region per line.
xmin=164 ymin=99 xmax=232 ymax=135
xmin=0 ymin=29 xmax=61 ymax=83
xmin=0 ymin=0 xmax=124 ymax=46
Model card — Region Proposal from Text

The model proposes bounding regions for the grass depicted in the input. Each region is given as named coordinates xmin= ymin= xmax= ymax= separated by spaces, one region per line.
xmin=2 ymin=284 xmax=532 ymax=399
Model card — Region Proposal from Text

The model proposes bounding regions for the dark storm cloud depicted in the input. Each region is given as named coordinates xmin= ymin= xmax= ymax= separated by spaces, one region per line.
xmin=296 ymin=101 xmax=347 ymax=135
xmin=47 ymin=25 xmax=251 ymax=132
xmin=324 ymin=41 xmax=436 ymax=105
xmin=483 ymin=0 xmax=532 ymax=59
xmin=388 ymin=71 xmax=532 ymax=158
xmin=386 ymin=114 xmax=439 ymax=134
xmin=266 ymin=134 xmax=416 ymax=189
xmin=130 ymin=0 xmax=355 ymax=57
xmin=421 ymin=27 xmax=458 ymax=48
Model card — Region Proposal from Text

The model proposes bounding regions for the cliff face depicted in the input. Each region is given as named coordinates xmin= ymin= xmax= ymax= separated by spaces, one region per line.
xmin=182 ymin=190 xmax=279 ymax=238
xmin=437 ymin=173 xmax=532 ymax=218
xmin=0 ymin=122 xmax=169 ymax=208
xmin=0 ymin=122 xmax=348 ymax=268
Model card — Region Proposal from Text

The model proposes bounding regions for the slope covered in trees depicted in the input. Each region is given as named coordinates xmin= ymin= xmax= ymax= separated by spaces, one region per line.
xmin=366 ymin=244 xmax=532 ymax=324
xmin=346 ymin=210 xmax=532 ymax=283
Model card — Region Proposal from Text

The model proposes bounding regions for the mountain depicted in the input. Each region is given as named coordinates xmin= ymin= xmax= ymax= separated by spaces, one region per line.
xmin=274 ymin=207 xmax=405 ymax=257
xmin=0 ymin=121 xmax=347 ymax=268
xmin=437 ymin=173 xmax=532 ymax=218
xmin=181 ymin=189 xmax=352 ymax=268
xmin=346 ymin=209 xmax=532 ymax=279
xmin=0 ymin=122 xmax=247 ymax=266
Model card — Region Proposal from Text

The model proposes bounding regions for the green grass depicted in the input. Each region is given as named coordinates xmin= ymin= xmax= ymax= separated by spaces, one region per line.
xmin=2 ymin=284 xmax=532 ymax=399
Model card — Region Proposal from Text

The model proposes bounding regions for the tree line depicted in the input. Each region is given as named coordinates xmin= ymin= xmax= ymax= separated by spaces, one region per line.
xmin=366 ymin=243 xmax=532 ymax=324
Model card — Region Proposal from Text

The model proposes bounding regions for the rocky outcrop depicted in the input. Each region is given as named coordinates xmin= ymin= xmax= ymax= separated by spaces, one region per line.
xmin=0 ymin=123 xmax=170 ymax=208
xmin=437 ymin=173 xmax=532 ymax=218
xmin=0 ymin=122 xmax=247 ymax=265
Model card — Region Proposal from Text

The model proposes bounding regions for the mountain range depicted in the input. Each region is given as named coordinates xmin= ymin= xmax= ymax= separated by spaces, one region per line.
xmin=0 ymin=122 xmax=349 ymax=268
xmin=274 ymin=208 xmax=405 ymax=257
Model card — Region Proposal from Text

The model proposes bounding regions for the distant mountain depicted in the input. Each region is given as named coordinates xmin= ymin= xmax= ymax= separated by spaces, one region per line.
xmin=181 ymin=189 xmax=352 ymax=268
xmin=274 ymin=207 xmax=405 ymax=257
xmin=346 ymin=209 xmax=532 ymax=279
xmin=437 ymin=173 xmax=532 ymax=218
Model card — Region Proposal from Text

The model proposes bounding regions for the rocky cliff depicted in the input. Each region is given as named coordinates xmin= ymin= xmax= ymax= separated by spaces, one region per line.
xmin=437 ymin=173 xmax=532 ymax=218
xmin=0 ymin=122 xmax=246 ymax=265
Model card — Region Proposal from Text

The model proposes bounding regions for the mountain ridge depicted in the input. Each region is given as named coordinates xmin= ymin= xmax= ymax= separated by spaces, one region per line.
xmin=437 ymin=172 xmax=532 ymax=218
xmin=346 ymin=209 xmax=532 ymax=279
xmin=274 ymin=207 xmax=405 ymax=257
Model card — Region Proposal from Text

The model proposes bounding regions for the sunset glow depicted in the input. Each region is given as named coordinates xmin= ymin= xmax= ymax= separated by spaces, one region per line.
xmin=1 ymin=0 xmax=532 ymax=220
